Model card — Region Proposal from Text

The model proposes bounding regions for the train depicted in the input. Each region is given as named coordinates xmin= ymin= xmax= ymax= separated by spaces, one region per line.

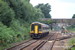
xmin=30 ymin=22 xmax=49 ymax=38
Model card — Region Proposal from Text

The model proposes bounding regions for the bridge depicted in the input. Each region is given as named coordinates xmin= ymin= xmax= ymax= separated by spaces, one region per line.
xmin=41 ymin=18 xmax=75 ymax=24
xmin=40 ymin=18 xmax=75 ymax=28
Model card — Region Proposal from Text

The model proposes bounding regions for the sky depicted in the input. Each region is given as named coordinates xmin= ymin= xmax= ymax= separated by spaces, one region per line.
xmin=30 ymin=0 xmax=75 ymax=19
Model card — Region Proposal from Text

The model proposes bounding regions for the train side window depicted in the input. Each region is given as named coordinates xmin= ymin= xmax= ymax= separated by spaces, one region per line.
xmin=47 ymin=27 xmax=48 ymax=29
xmin=43 ymin=27 xmax=45 ymax=30
xmin=48 ymin=27 xmax=49 ymax=29
xmin=46 ymin=27 xmax=47 ymax=29
xmin=43 ymin=27 xmax=44 ymax=30
xmin=45 ymin=27 xmax=46 ymax=30
xmin=44 ymin=27 xmax=45 ymax=30
xmin=47 ymin=27 xmax=49 ymax=29
xmin=31 ymin=24 xmax=34 ymax=31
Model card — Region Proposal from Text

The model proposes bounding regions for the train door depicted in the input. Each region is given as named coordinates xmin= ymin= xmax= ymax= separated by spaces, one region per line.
xmin=35 ymin=25 xmax=38 ymax=34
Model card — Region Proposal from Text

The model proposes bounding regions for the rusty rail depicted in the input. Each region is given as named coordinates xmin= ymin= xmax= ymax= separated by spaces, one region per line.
xmin=49 ymin=33 xmax=58 ymax=50
xmin=32 ymin=41 xmax=44 ymax=50
xmin=20 ymin=40 xmax=38 ymax=50
xmin=32 ymin=33 xmax=55 ymax=50
xmin=6 ymin=39 xmax=32 ymax=50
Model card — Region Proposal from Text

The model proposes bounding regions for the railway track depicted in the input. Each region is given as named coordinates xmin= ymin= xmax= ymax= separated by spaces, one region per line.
xmin=32 ymin=33 xmax=55 ymax=50
xmin=32 ymin=33 xmax=58 ymax=50
xmin=49 ymin=33 xmax=58 ymax=50
xmin=6 ymin=31 xmax=58 ymax=50
xmin=6 ymin=39 xmax=37 ymax=50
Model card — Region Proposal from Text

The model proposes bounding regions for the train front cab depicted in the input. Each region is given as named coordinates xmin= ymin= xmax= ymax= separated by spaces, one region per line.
xmin=30 ymin=23 xmax=42 ymax=38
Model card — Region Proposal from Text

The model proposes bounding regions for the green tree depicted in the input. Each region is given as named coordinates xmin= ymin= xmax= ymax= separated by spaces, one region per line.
xmin=35 ymin=8 xmax=45 ymax=18
xmin=44 ymin=20 xmax=53 ymax=24
xmin=0 ymin=0 xmax=15 ymax=26
xmin=72 ymin=14 xmax=75 ymax=18
xmin=25 ymin=0 xmax=30 ymax=2
xmin=35 ymin=3 xmax=51 ymax=18
xmin=4 ymin=0 xmax=39 ymax=23
xmin=0 ymin=22 xmax=15 ymax=44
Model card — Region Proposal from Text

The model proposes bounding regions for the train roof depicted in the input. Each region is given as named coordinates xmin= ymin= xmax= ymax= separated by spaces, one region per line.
xmin=32 ymin=22 xmax=49 ymax=27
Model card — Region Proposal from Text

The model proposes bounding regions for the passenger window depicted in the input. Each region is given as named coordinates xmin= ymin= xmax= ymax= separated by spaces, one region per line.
xmin=43 ymin=27 xmax=45 ymax=30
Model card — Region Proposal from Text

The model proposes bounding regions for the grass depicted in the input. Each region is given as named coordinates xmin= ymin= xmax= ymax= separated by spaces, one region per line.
xmin=68 ymin=38 xmax=75 ymax=50
xmin=69 ymin=28 xmax=75 ymax=33
xmin=66 ymin=26 xmax=75 ymax=50
xmin=67 ymin=27 xmax=75 ymax=33
xmin=71 ymin=47 xmax=75 ymax=50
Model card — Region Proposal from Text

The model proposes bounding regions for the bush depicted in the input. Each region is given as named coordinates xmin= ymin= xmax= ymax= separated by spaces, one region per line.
xmin=67 ymin=25 xmax=75 ymax=32
xmin=0 ymin=22 xmax=15 ymax=46
xmin=10 ymin=19 xmax=30 ymax=41
xmin=0 ymin=19 xmax=31 ymax=46
xmin=69 ymin=38 xmax=75 ymax=45
xmin=68 ymin=38 xmax=75 ymax=50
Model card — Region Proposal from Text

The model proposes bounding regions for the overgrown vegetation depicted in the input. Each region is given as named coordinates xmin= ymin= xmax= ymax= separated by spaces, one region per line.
xmin=0 ymin=0 xmax=51 ymax=49
xmin=67 ymin=25 xmax=75 ymax=32
xmin=67 ymin=25 xmax=75 ymax=50
xmin=68 ymin=38 xmax=75 ymax=50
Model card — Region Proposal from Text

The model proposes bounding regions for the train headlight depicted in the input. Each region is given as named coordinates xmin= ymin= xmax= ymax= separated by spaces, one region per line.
xmin=39 ymin=33 xmax=42 ymax=35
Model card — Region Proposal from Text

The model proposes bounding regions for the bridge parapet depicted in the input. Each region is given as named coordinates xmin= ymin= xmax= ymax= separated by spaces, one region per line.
xmin=41 ymin=18 xmax=75 ymax=25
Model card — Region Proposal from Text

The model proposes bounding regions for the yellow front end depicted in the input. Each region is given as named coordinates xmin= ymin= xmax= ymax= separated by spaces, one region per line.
xmin=30 ymin=24 xmax=43 ymax=34
xmin=35 ymin=25 xmax=38 ymax=34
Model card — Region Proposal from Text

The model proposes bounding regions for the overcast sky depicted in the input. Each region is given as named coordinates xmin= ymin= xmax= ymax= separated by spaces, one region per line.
xmin=30 ymin=0 xmax=75 ymax=19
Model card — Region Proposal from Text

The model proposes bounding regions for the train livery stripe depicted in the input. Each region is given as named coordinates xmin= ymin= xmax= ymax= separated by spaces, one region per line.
xmin=35 ymin=25 xmax=38 ymax=34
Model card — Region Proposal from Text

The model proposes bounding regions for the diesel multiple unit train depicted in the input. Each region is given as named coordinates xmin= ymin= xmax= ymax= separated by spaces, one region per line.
xmin=30 ymin=22 xmax=49 ymax=38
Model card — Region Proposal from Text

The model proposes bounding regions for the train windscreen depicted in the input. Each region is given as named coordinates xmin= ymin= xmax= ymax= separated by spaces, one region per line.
xmin=38 ymin=25 xmax=41 ymax=31
xmin=31 ymin=24 xmax=41 ymax=31
xmin=31 ymin=24 xmax=34 ymax=31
